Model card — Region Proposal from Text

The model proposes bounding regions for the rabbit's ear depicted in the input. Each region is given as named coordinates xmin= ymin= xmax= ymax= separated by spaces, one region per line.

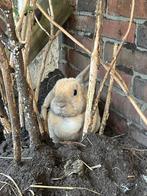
xmin=76 ymin=65 xmax=89 ymax=86
xmin=41 ymin=88 xmax=54 ymax=120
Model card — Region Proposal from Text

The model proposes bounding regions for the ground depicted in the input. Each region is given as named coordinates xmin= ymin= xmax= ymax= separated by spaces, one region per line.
xmin=0 ymin=133 xmax=146 ymax=196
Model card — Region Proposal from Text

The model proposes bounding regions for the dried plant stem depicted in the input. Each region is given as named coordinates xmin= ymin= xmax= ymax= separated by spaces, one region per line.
xmin=83 ymin=0 xmax=103 ymax=135
xmin=36 ymin=2 xmax=147 ymax=126
xmin=99 ymin=44 xmax=118 ymax=135
xmin=0 ymin=44 xmax=21 ymax=163
xmin=34 ymin=15 xmax=51 ymax=38
xmin=30 ymin=184 xmax=100 ymax=195
xmin=35 ymin=30 xmax=61 ymax=102
xmin=16 ymin=0 xmax=29 ymax=41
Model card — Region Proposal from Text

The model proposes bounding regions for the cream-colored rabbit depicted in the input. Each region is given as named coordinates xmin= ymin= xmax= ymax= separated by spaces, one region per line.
xmin=41 ymin=66 xmax=100 ymax=143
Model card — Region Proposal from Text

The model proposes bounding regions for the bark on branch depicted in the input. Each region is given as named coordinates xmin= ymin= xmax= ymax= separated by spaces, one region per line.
xmin=0 ymin=0 xmax=41 ymax=148
xmin=0 ymin=43 xmax=21 ymax=163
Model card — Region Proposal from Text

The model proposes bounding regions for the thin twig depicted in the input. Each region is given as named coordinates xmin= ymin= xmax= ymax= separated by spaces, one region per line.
xmin=30 ymin=184 xmax=100 ymax=195
xmin=34 ymin=15 xmax=51 ymax=38
xmin=0 ymin=156 xmax=32 ymax=160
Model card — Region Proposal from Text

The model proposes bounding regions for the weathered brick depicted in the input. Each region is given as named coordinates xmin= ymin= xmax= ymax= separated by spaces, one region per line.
xmin=99 ymin=100 xmax=128 ymax=135
xmin=100 ymin=88 xmax=141 ymax=124
xmin=141 ymin=107 xmax=147 ymax=130
xmin=63 ymin=33 xmax=94 ymax=51
xmin=97 ymin=65 xmax=132 ymax=91
xmin=108 ymin=0 xmax=147 ymax=19
xmin=114 ymin=68 xmax=133 ymax=90
xmin=107 ymin=110 xmax=128 ymax=135
xmin=77 ymin=0 xmax=97 ymax=13
xmin=59 ymin=62 xmax=80 ymax=78
xmin=130 ymin=125 xmax=147 ymax=147
xmin=66 ymin=49 xmax=90 ymax=70
xmin=102 ymin=19 xmax=136 ymax=43
xmin=111 ymin=91 xmax=141 ymax=124
xmin=133 ymin=76 xmax=147 ymax=103
xmin=97 ymin=65 xmax=109 ymax=82
xmin=137 ymin=24 xmax=147 ymax=49
xmin=65 ymin=15 xmax=95 ymax=34
xmin=104 ymin=42 xmax=147 ymax=74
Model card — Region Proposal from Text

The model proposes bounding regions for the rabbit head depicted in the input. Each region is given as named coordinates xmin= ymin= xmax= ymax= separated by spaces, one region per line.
xmin=50 ymin=78 xmax=87 ymax=117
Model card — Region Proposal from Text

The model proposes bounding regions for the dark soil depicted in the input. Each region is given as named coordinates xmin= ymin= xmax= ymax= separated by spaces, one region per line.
xmin=0 ymin=133 xmax=147 ymax=196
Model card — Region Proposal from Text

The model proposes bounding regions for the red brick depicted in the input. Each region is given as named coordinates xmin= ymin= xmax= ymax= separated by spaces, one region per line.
xmin=100 ymin=88 xmax=141 ymax=124
xmin=114 ymin=69 xmax=133 ymax=90
xmin=137 ymin=24 xmax=147 ymax=49
xmin=141 ymin=108 xmax=147 ymax=130
xmin=65 ymin=15 xmax=96 ymax=33
xmin=108 ymin=0 xmax=147 ymax=19
xmin=107 ymin=110 xmax=128 ymax=135
xmin=104 ymin=42 xmax=134 ymax=69
xmin=66 ymin=49 xmax=90 ymax=70
xmin=63 ymin=33 xmax=94 ymax=52
xmin=112 ymin=91 xmax=141 ymax=124
xmin=77 ymin=0 xmax=97 ymax=13
xmin=59 ymin=62 xmax=80 ymax=78
xmin=130 ymin=125 xmax=147 ymax=147
xmin=102 ymin=19 xmax=136 ymax=43
xmin=133 ymin=76 xmax=147 ymax=103
xmin=97 ymin=64 xmax=133 ymax=91
xmin=97 ymin=66 xmax=109 ymax=82
xmin=104 ymin=42 xmax=147 ymax=75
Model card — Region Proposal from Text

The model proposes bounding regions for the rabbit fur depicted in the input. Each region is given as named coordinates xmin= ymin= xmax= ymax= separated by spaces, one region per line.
xmin=41 ymin=66 xmax=101 ymax=143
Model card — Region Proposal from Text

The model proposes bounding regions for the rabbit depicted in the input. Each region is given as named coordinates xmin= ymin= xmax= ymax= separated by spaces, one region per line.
xmin=41 ymin=66 xmax=101 ymax=143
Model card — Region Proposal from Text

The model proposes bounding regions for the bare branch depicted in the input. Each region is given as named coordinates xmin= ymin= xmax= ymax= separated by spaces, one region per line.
xmin=0 ymin=43 xmax=21 ymax=163
xmin=0 ymin=0 xmax=41 ymax=148
xmin=83 ymin=0 xmax=103 ymax=135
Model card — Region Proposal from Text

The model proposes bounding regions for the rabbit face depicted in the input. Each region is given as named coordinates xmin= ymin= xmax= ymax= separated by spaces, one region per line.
xmin=50 ymin=78 xmax=86 ymax=117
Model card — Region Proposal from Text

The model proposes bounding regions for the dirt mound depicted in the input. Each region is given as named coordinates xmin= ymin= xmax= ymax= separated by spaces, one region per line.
xmin=0 ymin=133 xmax=146 ymax=196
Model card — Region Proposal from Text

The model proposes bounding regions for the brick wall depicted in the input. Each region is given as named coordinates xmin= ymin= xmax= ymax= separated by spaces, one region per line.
xmin=59 ymin=0 xmax=147 ymax=146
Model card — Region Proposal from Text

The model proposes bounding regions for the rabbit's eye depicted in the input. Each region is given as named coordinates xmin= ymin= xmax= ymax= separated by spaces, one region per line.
xmin=73 ymin=89 xmax=77 ymax=96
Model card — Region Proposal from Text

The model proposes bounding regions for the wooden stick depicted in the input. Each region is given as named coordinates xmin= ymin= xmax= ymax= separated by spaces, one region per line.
xmin=99 ymin=44 xmax=118 ymax=135
xmin=36 ymin=1 xmax=147 ymax=126
xmin=83 ymin=0 xmax=103 ymax=136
